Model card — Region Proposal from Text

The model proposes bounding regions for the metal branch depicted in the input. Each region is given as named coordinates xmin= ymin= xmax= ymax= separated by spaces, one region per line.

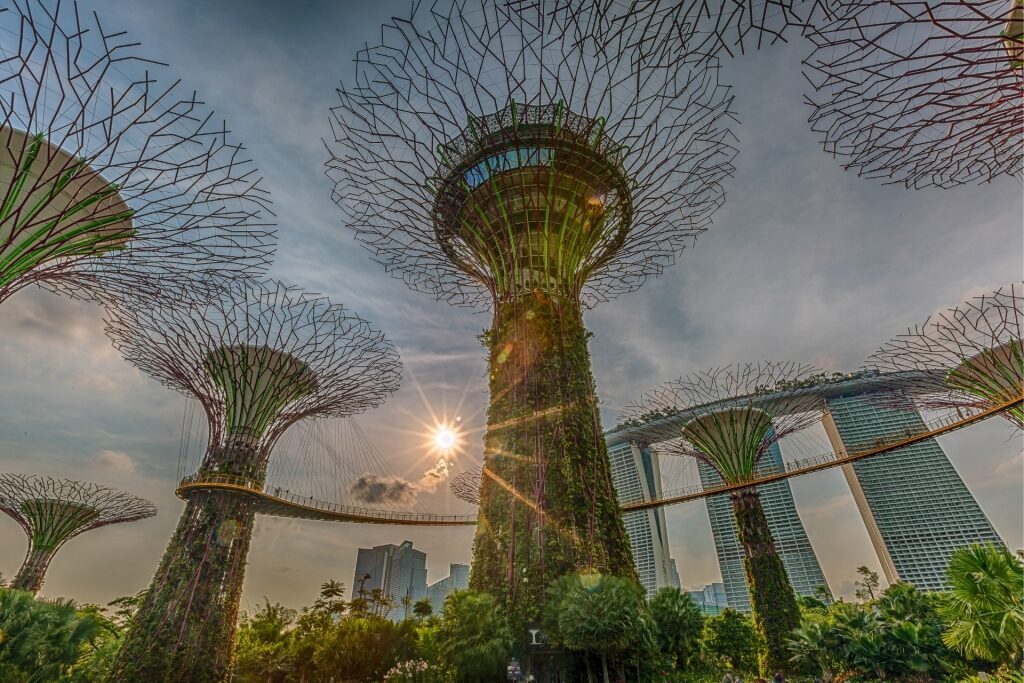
xmin=104 ymin=279 xmax=403 ymax=460
xmin=803 ymin=0 xmax=1023 ymax=189
xmin=0 ymin=0 xmax=276 ymax=304
xmin=326 ymin=0 xmax=738 ymax=309
xmin=622 ymin=361 xmax=825 ymax=481
xmin=0 ymin=472 xmax=155 ymax=592
xmin=868 ymin=282 xmax=1023 ymax=429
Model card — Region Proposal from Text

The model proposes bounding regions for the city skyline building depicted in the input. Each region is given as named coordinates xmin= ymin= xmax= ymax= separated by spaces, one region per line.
xmin=685 ymin=582 xmax=728 ymax=615
xmin=697 ymin=437 xmax=831 ymax=613
xmin=822 ymin=393 xmax=1005 ymax=591
xmin=352 ymin=541 xmax=428 ymax=621
xmin=426 ymin=563 xmax=470 ymax=610
xmin=607 ymin=441 xmax=680 ymax=596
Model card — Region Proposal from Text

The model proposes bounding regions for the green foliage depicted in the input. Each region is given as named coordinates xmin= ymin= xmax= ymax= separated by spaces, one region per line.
xmin=470 ymin=295 xmax=635 ymax=632
xmin=789 ymin=583 xmax=968 ymax=680
xmin=701 ymin=608 xmax=760 ymax=675
xmin=0 ymin=587 xmax=104 ymax=682
xmin=435 ymin=590 xmax=512 ymax=683
xmin=731 ymin=489 xmax=801 ymax=675
xmin=938 ymin=543 xmax=1024 ymax=667
xmin=649 ymin=587 xmax=704 ymax=669
xmin=854 ymin=565 xmax=881 ymax=602
xmin=413 ymin=597 xmax=434 ymax=618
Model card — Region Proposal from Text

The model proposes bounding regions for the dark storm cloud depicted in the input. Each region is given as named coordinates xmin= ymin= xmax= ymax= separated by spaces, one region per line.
xmin=350 ymin=475 xmax=417 ymax=505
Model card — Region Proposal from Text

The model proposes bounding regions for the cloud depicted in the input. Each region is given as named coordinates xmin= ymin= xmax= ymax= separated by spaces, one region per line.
xmin=350 ymin=475 xmax=418 ymax=505
xmin=92 ymin=449 xmax=137 ymax=474
xmin=349 ymin=457 xmax=453 ymax=504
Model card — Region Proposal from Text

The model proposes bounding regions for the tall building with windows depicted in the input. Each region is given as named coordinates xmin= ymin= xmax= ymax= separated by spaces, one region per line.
xmin=352 ymin=540 xmax=427 ymax=621
xmin=426 ymin=563 xmax=470 ymax=610
xmin=606 ymin=441 xmax=680 ymax=596
xmin=822 ymin=393 xmax=1004 ymax=591
xmin=699 ymin=437 xmax=830 ymax=612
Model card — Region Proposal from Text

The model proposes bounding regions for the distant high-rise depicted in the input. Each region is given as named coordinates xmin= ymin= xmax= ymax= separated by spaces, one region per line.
xmin=699 ymin=437 xmax=830 ymax=612
xmin=426 ymin=563 xmax=470 ymax=611
xmin=352 ymin=540 xmax=427 ymax=620
xmin=823 ymin=393 xmax=1004 ymax=590
xmin=685 ymin=582 xmax=728 ymax=615
xmin=607 ymin=441 xmax=679 ymax=596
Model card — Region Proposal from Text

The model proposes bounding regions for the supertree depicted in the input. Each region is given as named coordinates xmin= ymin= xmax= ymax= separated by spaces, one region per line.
xmin=327 ymin=0 xmax=737 ymax=630
xmin=802 ymin=0 xmax=1024 ymax=189
xmin=0 ymin=473 xmax=156 ymax=593
xmin=622 ymin=362 xmax=823 ymax=674
xmin=103 ymin=279 xmax=401 ymax=682
xmin=869 ymin=283 xmax=1023 ymax=430
xmin=0 ymin=0 xmax=275 ymax=306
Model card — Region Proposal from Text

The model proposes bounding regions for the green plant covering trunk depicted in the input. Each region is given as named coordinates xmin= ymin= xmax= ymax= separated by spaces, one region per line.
xmin=109 ymin=440 xmax=264 ymax=682
xmin=469 ymin=291 xmax=635 ymax=632
xmin=732 ymin=487 xmax=801 ymax=675
xmin=11 ymin=547 xmax=56 ymax=593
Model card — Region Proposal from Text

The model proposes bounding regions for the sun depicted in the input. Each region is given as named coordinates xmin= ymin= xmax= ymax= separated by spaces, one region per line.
xmin=434 ymin=425 xmax=457 ymax=451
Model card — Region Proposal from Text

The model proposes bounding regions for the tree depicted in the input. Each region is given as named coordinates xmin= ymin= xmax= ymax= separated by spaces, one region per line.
xmin=648 ymin=587 xmax=704 ymax=669
xmin=702 ymin=608 xmax=760 ymax=675
xmin=854 ymin=566 xmax=880 ymax=602
xmin=0 ymin=587 xmax=104 ymax=682
xmin=544 ymin=574 xmax=654 ymax=683
xmin=232 ymin=600 xmax=297 ymax=683
xmin=413 ymin=598 xmax=433 ymax=619
xmin=938 ymin=543 xmax=1024 ymax=667
xmin=435 ymin=590 xmax=512 ymax=683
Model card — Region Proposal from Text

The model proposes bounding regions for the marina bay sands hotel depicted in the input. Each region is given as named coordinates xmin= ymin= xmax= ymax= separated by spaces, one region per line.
xmin=605 ymin=371 xmax=1004 ymax=608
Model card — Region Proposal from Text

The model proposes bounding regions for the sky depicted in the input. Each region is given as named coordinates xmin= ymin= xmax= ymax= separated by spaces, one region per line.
xmin=0 ymin=0 xmax=1021 ymax=612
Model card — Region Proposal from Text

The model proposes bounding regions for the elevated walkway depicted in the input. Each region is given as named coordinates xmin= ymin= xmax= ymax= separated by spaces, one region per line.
xmin=175 ymin=473 xmax=476 ymax=526
xmin=622 ymin=396 xmax=1021 ymax=512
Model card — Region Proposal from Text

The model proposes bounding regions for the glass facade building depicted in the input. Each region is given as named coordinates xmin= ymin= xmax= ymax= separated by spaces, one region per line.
xmin=822 ymin=393 xmax=1004 ymax=590
xmin=607 ymin=441 xmax=680 ymax=596
xmin=698 ymin=437 xmax=830 ymax=612
xmin=352 ymin=540 xmax=428 ymax=621
xmin=426 ymin=563 xmax=470 ymax=610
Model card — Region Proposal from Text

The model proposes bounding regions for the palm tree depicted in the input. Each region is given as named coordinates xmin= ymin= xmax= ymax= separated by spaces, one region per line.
xmin=436 ymin=590 xmax=512 ymax=683
xmin=543 ymin=574 xmax=651 ymax=683
xmin=0 ymin=588 xmax=103 ymax=681
xmin=413 ymin=598 xmax=433 ymax=619
xmin=938 ymin=543 xmax=1024 ymax=667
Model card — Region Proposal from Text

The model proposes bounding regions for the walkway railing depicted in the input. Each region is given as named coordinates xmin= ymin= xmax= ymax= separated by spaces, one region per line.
xmin=623 ymin=396 xmax=1021 ymax=512
xmin=176 ymin=473 xmax=476 ymax=526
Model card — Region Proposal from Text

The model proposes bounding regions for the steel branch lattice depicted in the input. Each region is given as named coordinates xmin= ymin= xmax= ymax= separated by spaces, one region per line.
xmin=0 ymin=0 xmax=275 ymax=304
xmin=869 ymin=283 xmax=1024 ymax=429
xmin=803 ymin=0 xmax=1024 ymax=189
xmin=0 ymin=473 xmax=155 ymax=592
xmin=327 ymin=0 xmax=738 ymax=309
xmin=554 ymin=0 xmax=830 ymax=62
xmin=104 ymin=279 xmax=403 ymax=460
xmin=622 ymin=361 xmax=825 ymax=482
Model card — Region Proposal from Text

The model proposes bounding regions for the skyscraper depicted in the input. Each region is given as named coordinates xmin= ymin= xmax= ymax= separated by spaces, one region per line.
xmin=352 ymin=540 xmax=428 ymax=620
xmin=822 ymin=393 xmax=1004 ymax=590
xmin=698 ymin=437 xmax=831 ymax=612
xmin=426 ymin=563 xmax=470 ymax=611
xmin=607 ymin=441 xmax=680 ymax=596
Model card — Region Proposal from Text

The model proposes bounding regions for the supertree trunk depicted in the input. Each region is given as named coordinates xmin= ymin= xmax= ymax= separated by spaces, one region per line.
xmin=11 ymin=547 xmax=56 ymax=593
xmin=470 ymin=291 xmax=635 ymax=630
xmin=110 ymin=444 xmax=262 ymax=682
xmin=732 ymin=487 xmax=801 ymax=675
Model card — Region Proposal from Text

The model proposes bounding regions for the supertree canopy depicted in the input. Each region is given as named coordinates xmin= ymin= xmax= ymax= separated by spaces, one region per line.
xmin=869 ymin=283 xmax=1023 ymax=430
xmin=104 ymin=279 xmax=401 ymax=682
xmin=0 ymin=0 xmax=275 ymax=305
xmin=623 ymin=362 xmax=823 ymax=674
xmin=803 ymin=0 xmax=1024 ymax=189
xmin=327 ymin=0 xmax=737 ymax=631
xmin=0 ymin=473 xmax=156 ymax=594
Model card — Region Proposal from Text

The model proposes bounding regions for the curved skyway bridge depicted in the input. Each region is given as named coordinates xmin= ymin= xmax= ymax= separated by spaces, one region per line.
xmin=174 ymin=372 xmax=1019 ymax=526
